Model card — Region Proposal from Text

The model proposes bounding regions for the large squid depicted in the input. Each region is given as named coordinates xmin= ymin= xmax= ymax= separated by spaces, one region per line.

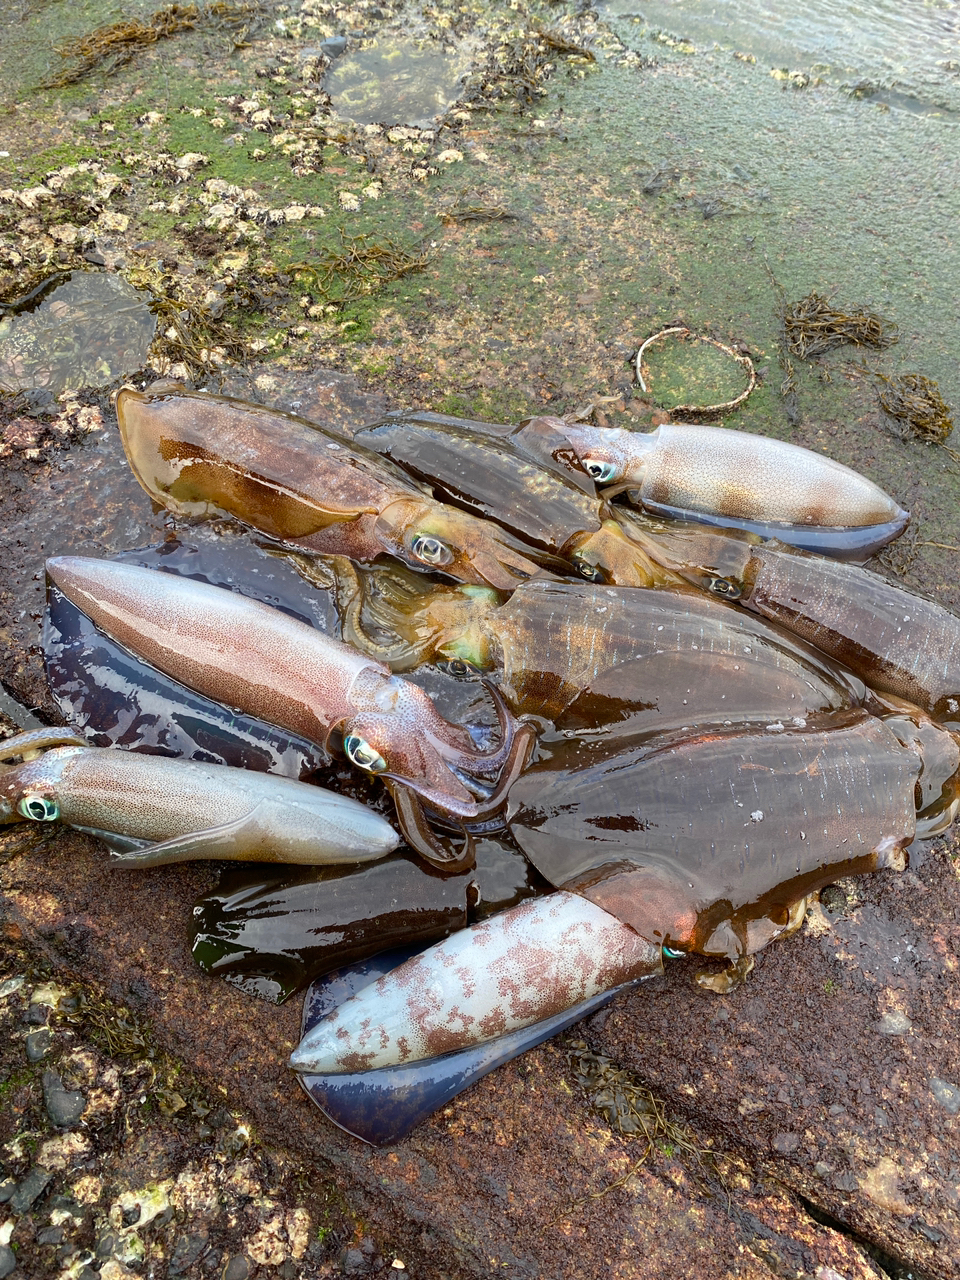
xmin=115 ymin=388 xmax=551 ymax=591
xmin=44 ymin=557 xmax=535 ymax=870
xmin=606 ymin=513 xmax=960 ymax=726
xmin=290 ymin=710 xmax=929 ymax=1080
xmin=115 ymin=389 xmax=685 ymax=590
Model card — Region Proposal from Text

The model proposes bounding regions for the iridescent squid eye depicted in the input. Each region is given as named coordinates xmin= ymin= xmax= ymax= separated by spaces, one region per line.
xmin=662 ymin=945 xmax=686 ymax=960
xmin=18 ymin=794 xmax=60 ymax=822
xmin=445 ymin=659 xmax=479 ymax=678
xmin=584 ymin=458 xmax=618 ymax=483
xmin=707 ymin=576 xmax=741 ymax=600
xmin=410 ymin=534 xmax=454 ymax=567
xmin=343 ymin=734 xmax=387 ymax=773
xmin=575 ymin=559 xmax=605 ymax=583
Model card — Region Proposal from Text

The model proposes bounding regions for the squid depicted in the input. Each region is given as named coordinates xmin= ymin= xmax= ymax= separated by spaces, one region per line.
xmin=117 ymin=389 xmax=684 ymax=591
xmin=115 ymin=387 xmax=550 ymax=591
xmin=325 ymin=567 xmax=871 ymax=739
xmin=0 ymin=727 xmax=399 ymax=865
xmin=43 ymin=556 xmax=536 ymax=870
xmin=515 ymin=417 xmax=909 ymax=558
xmin=609 ymin=513 xmax=960 ymax=726
xmin=290 ymin=709 xmax=928 ymax=1078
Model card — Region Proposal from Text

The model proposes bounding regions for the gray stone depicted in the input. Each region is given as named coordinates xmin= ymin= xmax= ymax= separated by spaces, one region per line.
xmin=95 ymin=1231 xmax=117 ymax=1258
xmin=0 ymin=1244 xmax=15 ymax=1279
xmin=25 ymin=1027 xmax=53 ymax=1062
xmin=9 ymin=1165 xmax=52 ymax=1213
xmin=222 ymin=1256 xmax=251 ymax=1280
xmin=930 ymin=1076 xmax=960 ymax=1113
xmin=877 ymin=1010 xmax=912 ymax=1035
xmin=832 ymin=1171 xmax=860 ymax=1192
xmin=42 ymin=1068 xmax=86 ymax=1127
xmin=320 ymin=36 xmax=348 ymax=57
xmin=342 ymin=1248 xmax=368 ymax=1275
xmin=169 ymin=1231 xmax=209 ymax=1273
xmin=0 ymin=1179 xmax=15 ymax=1203
xmin=772 ymin=1131 xmax=800 ymax=1154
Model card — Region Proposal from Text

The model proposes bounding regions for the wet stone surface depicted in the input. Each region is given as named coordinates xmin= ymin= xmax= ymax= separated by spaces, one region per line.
xmin=0 ymin=953 xmax=380 ymax=1280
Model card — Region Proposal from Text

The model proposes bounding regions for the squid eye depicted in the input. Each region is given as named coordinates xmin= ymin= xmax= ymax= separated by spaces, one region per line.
xmin=575 ymin=559 xmax=605 ymax=583
xmin=410 ymin=534 xmax=454 ymax=567
xmin=343 ymin=734 xmax=387 ymax=773
xmin=706 ymin=576 xmax=741 ymax=600
xmin=662 ymin=945 xmax=686 ymax=960
xmin=584 ymin=458 xmax=618 ymax=483
xmin=444 ymin=659 xmax=480 ymax=678
xmin=18 ymin=794 xmax=59 ymax=822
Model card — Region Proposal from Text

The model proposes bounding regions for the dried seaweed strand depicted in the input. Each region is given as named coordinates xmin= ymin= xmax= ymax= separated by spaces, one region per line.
xmin=534 ymin=27 xmax=596 ymax=62
xmin=44 ymin=1 xmax=262 ymax=88
xmin=634 ymin=325 xmax=756 ymax=420
xmin=781 ymin=291 xmax=897 ymax=360
xmin=438 ymin=205 xmax=519 ymax=224
xmin=549 ymin=1041 xmax=707 ymax=1225
xmin=290 ymin=234 xmax=428 ymax=306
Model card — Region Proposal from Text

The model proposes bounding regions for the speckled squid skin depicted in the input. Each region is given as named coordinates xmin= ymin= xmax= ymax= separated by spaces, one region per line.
xmin=554 ymin=421 xmax=908 ymax=532
xmin=115 ymin=388 xmax=546 ymax=591
xmin=43 ymin=557 xmax=514 ymax=820
xmin=0 ymin=740 xmax=399 ymax=865
xmin=289 ymin=891 xmax=661 ymax=1075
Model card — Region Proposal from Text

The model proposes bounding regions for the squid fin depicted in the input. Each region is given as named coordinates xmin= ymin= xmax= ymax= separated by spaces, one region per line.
xmin=298 ymin=949 xmax=632 ymax=1146
xmin=98 ymin=806 xmax=268 ymax=867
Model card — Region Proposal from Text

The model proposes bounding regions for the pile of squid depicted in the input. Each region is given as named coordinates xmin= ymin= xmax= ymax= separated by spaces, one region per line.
xmin=6 ymin=382 xmax=960 ymax=1145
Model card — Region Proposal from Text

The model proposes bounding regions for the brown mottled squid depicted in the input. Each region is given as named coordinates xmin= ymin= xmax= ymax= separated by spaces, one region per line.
xmin=44 ymin=557 xmax=536 ymax=871
xmin=115 ymin=388 xmax=549 ymax=591
xmin=515 ymin=417 xmax=909 ymax=558
xmin=0 ymin=727 xmax=399 ymax=866
xmin=609 ymin=513 xmax=960 ymax=727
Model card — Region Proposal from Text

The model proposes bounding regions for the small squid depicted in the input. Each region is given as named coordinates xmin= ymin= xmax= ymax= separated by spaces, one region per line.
xmin=0 ymin=728 xmax=399 ymax=865
xmin=44 ymin=557 xmax=535 ymax=869
xmin=516 ymin=417 xmax=909 ymax=558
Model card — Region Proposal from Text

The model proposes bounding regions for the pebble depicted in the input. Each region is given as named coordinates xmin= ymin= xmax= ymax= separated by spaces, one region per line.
xmin=9 ymin=1165 xmax=53 ymax=1213
xmin=222 ymin=1256 xmax=251 ymax=1280
xmin=168 ymin=1231 xmax=209 ymax=1273
xmin=42 ymin=1068 xmax=86 ymax=1128
xmin=0 ymin=1245 xmax=15 ymax=1279
xmin=877 ymin=1010 xmax=911 ymax=1035
xmin=25 ymin=1028 xmax=53 ymax=1062
xmin=0 ymin=977 xmax=25 ymax=999
xmin=929 ymin=1077 xmax=960 ymax=1113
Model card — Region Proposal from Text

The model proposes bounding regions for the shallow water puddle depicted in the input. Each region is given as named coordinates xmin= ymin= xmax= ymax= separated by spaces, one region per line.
xmin=0 ymin=272 xmax=155 ymax=396
xmin=324 ymin=36 xmax=475 ymax=128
